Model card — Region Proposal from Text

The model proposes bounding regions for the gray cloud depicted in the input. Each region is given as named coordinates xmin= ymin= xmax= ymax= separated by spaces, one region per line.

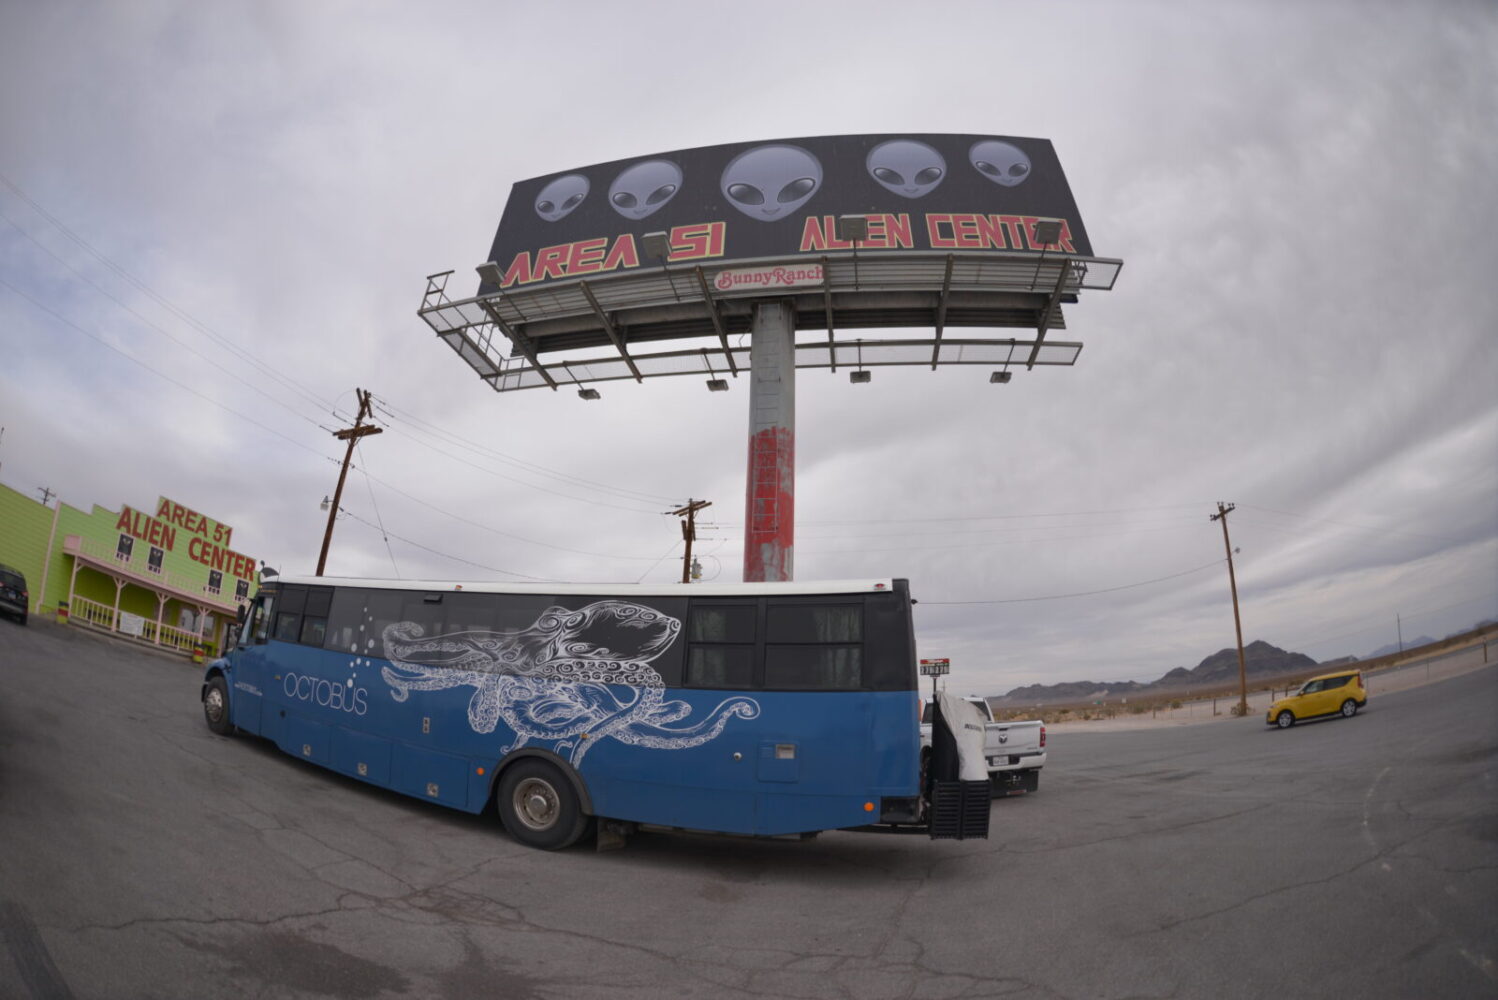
xmin=1 ymin=0 xmax=1494 ymax=695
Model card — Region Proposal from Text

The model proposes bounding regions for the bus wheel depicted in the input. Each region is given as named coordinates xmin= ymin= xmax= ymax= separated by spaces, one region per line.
xmin=497 ymin=760 xmax=588 ymax=850
xmin=203 ymin=676 xmax=233 ymax=736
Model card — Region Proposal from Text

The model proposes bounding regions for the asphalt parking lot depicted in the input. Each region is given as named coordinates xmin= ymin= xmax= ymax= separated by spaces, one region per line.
xmin=1 ymin=619 xmax=1495 ymax=999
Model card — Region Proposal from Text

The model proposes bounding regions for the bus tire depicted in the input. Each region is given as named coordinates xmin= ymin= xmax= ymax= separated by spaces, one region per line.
xmin=203 ymin=675 xmax=233 ymax=736
xmin=496 ymin=759 xmax=589 ymax=850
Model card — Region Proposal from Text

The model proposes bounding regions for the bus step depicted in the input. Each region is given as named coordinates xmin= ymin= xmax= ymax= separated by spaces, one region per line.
xmin=928 ymin=780 xmax=991 ymax=840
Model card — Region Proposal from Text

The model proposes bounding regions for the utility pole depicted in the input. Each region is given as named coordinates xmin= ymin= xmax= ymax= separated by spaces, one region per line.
xmin=669 ymin=499 xmax=711 ymax=584
xmin=317 ymin=389 xmax=382 ymax=576
xmin=36 ymin=486 xmax=55 ymax=507
xmin=1210 ymin=502 xmax=1249 ymax=718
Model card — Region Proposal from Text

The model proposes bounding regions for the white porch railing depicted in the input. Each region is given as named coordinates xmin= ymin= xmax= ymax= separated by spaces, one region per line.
xmin=69 ymin=596 xmax=202 ymax=656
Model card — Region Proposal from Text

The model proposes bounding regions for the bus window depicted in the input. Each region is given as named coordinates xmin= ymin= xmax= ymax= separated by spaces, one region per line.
xmin=686 ymin=646 xmax=755 ymax=688
xmin=251 ymin=594 xmax=275 ymax=644
xmin=766 ymin=603 xmax=862 ymax=642
xmin=685 ymin=602 xmax=756 ymax=689
xmin=273 ymin=611 xmax=301 ymax=643
xmin=764 ymin=645 xmax=862 ymax=690
xmin=299 ymin=616 xmax=328 ymax=647
xmin=764 ymin=602 xmax=865 ymax=690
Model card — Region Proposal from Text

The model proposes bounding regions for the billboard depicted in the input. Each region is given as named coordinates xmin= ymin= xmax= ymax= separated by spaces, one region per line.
xmin=480 ymin=133 xmax=1093 ymax=294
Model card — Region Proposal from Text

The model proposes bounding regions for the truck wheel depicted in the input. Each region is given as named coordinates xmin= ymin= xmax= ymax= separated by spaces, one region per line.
xmin=1340 ymin=699 xmax=1358 ymax=718
xmin=203 ymin=676 xmax=233 ymax=735
xmin=497 ymin=759 xmax=589 ymax=851
xmin=1275 ymin=710 xmax=1294 ymax=729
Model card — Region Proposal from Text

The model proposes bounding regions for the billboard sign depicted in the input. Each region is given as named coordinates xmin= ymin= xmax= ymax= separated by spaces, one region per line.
xmin=481 ymin=134 xmax=1093 ymax=294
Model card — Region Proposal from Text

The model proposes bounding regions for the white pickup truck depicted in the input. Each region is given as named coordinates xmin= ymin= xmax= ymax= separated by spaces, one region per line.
xmin=920 ymin=696 xmax=1046 ymax=797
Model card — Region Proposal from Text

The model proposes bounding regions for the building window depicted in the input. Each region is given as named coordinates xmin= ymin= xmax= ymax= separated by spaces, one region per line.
xmin=116 ymin=535 xmax=134 ymax=562
xmin=207 ymin=570 xmax=223 ymax=595
xmin=148 ymin=547 xmax=165 ymax=574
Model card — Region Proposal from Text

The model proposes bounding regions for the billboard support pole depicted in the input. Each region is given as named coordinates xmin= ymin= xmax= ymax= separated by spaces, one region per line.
xmin=743 ymin=300 xmax=796 ymax=582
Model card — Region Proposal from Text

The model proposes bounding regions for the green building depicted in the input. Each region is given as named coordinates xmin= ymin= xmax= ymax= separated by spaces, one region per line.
xmin=0 ymin=482 xmax=259 ymax=658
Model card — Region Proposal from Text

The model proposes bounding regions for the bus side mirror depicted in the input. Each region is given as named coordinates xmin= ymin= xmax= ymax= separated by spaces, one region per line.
xmin=236 ymin=605 xmax=249 ymax=628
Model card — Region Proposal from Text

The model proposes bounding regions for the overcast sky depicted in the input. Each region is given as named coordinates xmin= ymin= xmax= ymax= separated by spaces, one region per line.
xmin=2 ymin=0 xmax=1494 ymax=694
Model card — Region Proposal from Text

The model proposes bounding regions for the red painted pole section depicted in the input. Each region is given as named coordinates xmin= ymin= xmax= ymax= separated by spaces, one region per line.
xmin=743 ymin=301 xmax=796 ymax=582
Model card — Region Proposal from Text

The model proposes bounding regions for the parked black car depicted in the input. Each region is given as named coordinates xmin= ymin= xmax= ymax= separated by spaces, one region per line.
xmin=0 ymin=564 xmax=29 ymax=625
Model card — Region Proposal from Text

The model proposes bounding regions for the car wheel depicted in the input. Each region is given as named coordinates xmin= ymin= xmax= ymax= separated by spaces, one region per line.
xmin=203 ymin=675 xmax=233 ymax=735
xmin=1340 ymin=699 xmax=1358 ymax=718
xmin=1276 ymin=710 xmax=1295 ymax=729
xmin=497 ymin=759 xmax=589 ymax=850
xmin=18 ymin=613 xmax=26 ymax=626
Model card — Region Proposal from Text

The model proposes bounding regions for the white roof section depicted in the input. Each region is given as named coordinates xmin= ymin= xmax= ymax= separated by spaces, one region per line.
xmin=267 ymin=575 xmax=901 ymax=598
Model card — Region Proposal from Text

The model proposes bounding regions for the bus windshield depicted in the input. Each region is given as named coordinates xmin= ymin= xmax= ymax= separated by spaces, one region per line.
xmin=203 ymin=577 xmax=931 ymax=849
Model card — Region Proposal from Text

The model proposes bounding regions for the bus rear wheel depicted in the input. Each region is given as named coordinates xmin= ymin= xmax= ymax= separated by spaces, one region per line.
xmin=497 ymin=759 xmax=589 ymax=850
xmin=203 ymin=676 xmax=233 ymax=736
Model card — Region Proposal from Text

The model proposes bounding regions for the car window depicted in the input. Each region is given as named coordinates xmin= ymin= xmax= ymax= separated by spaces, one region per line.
xmin=0 ymin=570 xmax=23 ymax=589
xmin=1301 ymin=680 xmax=1323 ymax=694
xmin=1323 ymin=675 xmax=1349 ymax=689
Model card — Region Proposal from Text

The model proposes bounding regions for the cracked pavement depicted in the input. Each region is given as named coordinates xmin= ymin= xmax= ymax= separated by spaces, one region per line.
xmin=0 ymin=619 xmax=1493 ymax=999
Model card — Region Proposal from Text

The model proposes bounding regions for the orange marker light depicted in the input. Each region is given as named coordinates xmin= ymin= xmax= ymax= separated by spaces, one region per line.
xmin=476 ymin=767 xmax=486 ymax=776
xmin=864 ymin=801 xmax=875 ymax=812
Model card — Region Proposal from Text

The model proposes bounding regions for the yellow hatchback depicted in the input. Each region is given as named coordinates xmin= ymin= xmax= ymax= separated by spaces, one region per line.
xmin=1267 ymin=669 xmax=1367 ymax=729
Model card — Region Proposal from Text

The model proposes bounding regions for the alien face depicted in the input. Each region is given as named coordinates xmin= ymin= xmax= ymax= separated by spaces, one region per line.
xmin=866 ymin=139 xmax=946 ymax=199
xmin=534 ymin=174 xmax=590 ymax=222
xmin=608 ymin=160 xmax=682 ymax=220
xmin=720 ymin=144 xmax=823 ymax=222
xmin=969 ymin=140 xmax=1032 ymax=187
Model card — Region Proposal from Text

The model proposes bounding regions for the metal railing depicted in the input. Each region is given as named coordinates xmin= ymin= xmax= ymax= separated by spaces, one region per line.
xmin=69 ymin=595 xmax=202 ymax=655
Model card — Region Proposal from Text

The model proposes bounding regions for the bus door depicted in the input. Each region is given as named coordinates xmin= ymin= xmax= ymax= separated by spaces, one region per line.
xmin=228 ymin=590 xmax=275 ymax=736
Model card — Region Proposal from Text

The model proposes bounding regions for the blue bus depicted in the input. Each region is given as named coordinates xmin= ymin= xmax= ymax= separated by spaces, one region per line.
xmin=201 ymin=575 xmax=986 ymax=848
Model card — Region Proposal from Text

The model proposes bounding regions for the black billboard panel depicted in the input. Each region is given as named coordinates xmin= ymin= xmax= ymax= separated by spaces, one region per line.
xmin=480 ymin=133 xmax=1092 ymax=294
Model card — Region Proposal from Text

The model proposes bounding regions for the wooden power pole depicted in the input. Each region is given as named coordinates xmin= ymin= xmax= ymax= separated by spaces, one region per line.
xmin=1211 ymin=501 xmax=1249 ymax=717
xmin=669 ymin=499 xmax=711 ymax=584
xmin=316 ymin=389 xmax=383 ymax=576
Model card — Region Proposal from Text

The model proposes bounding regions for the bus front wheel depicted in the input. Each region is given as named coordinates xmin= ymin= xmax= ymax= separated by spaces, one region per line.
xmin=496 ymin=759 xmax=589 ymax=850
xmin=203 ymin=676 xmax=233 ymax=736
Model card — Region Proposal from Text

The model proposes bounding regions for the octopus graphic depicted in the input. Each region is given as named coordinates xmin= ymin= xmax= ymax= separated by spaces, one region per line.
xmin=379 ymin=600 xmax=758 ymax=766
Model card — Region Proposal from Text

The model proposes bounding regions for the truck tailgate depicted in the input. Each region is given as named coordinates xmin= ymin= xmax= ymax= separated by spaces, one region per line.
xmin=984 ymin=721 xmax=1042 ymax=759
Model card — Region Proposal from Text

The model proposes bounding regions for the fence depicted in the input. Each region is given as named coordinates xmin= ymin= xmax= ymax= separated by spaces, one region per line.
xmin=69 ymin=595 xmax=202 ymax=656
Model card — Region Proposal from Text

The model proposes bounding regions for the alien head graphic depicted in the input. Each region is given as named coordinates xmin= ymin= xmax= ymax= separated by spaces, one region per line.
xmin=608 ymin=160 xmax=682 ymax=220
xmin=720 ymin=144 xmax=823 ymax=222
xmin=866 ymin=139 xmax=946 ymax=199
xmin=534 ymin=174 xmax=591 ymax=222
xmin=969 ymin=140 xmax=1032 ymax=187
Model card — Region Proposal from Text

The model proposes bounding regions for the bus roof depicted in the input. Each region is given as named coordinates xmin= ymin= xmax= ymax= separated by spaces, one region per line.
xmin=263 ymin=575 xmax=903 ymax=599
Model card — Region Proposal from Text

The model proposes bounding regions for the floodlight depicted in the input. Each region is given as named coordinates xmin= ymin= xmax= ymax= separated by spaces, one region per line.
xmin=706 ymin=379 xmax=729 ymax=392
xmin=835 ymin=215 xmax=869 ymax=242
xmin=1033 ymin=220 xmax=1063 ymax=246
xmin=641 ymin=231 xmax=670 ymax=260
xmin=990 ymin=371 xmax=1012 ymax=384
xmin=850 ymin=370 xmax=872 ymax=384
xmin=476 ymin=261 xmax=505 ymax=286
xmin=577 ymin=388 xmax=601 ymax=400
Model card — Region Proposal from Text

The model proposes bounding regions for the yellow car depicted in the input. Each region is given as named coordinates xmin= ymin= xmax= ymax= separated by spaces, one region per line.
xmin=1267 ymin=669 xmax=1367 ymax=729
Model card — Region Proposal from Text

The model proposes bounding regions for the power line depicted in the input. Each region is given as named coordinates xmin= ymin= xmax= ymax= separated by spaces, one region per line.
xmin=0 ymin=172 xmax=336 ymax=416
xmin=356 ymin=469 xmax=671 ymax=562
xmin=335 ymin=508 xmax=556 ymax=582
xmin=724 ymin=502 xmax=1215 ymax=528
xmin=0 ymin=276 xmax=338 ymax=464
xmin=1234 ymin=503 xmax=1465 ymax=546
xmin=2 ymin=212 xmax=339 ymax=434
xmin=919 ymin=558 xmax=1224 ymax=606
xmin=373 ymin=396 xmax=677 ymax=506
